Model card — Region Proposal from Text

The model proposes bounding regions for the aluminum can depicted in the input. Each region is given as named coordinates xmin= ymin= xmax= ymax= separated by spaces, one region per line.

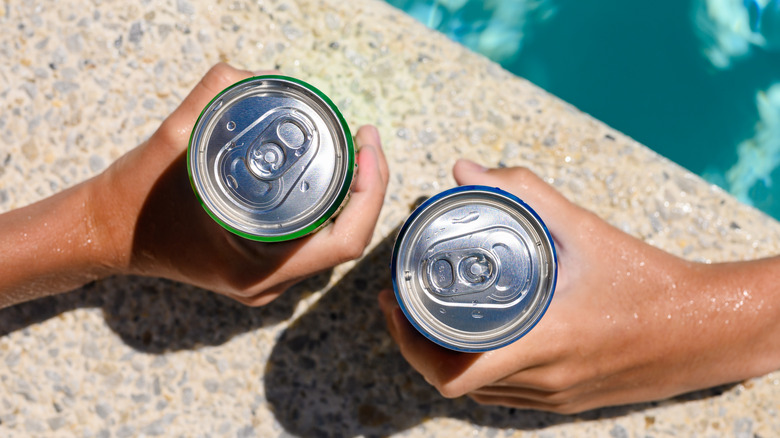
xmin=188 ymin=76 xmax=355 ymax=242
xmin=391 ymin=185 xmax=557 ymax=352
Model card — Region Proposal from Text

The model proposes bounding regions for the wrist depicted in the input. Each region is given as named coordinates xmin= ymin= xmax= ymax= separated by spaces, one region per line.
xmin=82 ymin=171 xmax=132 ymax=276
xmin=0 ymin=177 xmax=118 ymax=307
xmin=86 ymin=140 xmax=191 ymax=278
xmin=678 ymin=258 xmax=780 ymax=384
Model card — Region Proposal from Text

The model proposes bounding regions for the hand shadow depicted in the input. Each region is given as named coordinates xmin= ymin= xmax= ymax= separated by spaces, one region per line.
xmin=100 ymin=146 xmax=333 ymax=353
xmin=0 ymin=270 xmax=331 ymax=353
xmin=264 ymin=231 xmax=734 ymax=437
xmin=0 ymin=149 xmax=333 ymax=352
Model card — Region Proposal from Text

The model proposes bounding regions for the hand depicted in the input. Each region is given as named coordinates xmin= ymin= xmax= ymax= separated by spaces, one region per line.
xmin=90 ymin=63 xmax=389 ymax=306
xmin=379 ymin=159 xmax=780 ymax=413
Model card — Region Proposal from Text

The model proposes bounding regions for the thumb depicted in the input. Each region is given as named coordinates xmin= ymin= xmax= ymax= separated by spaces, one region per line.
xmin=452 ymin=159 xmax=589 ymax=239
xmin=154 ymin=63 xmax=255 ymax=152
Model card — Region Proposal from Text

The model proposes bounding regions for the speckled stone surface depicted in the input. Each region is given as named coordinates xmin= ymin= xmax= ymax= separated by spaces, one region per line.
xmin=1 ymin=0 xmax=779 ymax=437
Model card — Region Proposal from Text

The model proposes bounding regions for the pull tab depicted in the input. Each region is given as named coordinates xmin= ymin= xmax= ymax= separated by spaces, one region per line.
xmin=216 ymin=107 xmax=319 ymax=212
xmin=418 ymin=226 xmax=534 ymax=308
xmin=423 ymin=248 xmax=498 ymax=297
xmin=246 ymin=113 xmax=314 ymax=181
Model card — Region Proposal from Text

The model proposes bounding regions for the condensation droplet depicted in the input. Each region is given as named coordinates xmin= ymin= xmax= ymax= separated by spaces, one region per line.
xmin=471 ymin=310 xmax=484 ymax=319
xmin=226 ymin=120 xmax=236 ymax=131
xmin=300 ymin=181 xmax=309 ymax=192
xmin=226 ymin=175 xmax=238 ymax=189
xmin=404 ymin=270 xmax=411 ymax=281
xmin=452 ymin=211 xmax=480 ymax=224
xmin=439 ymin=308 xmax=446 ymax=314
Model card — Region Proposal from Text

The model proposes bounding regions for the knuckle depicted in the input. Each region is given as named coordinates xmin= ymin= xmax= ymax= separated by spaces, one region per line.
xmin=436 ymin=381 xmax=467 ymax=399
xmin=155 ymin=117 xmax=186 ymax=148
xmin=468 ymin=393 xmax=491 ymax=405
xmin=337 ymin=240 xmax=366 ymax=262
xmin=202 ymin=62 xmax=241 ymax=93
xmin=508 ymin=166 xmax=537 ymax=185
xmin=544 ymin=389 xmax=574 ymax=404
xmin=551 ymin=402 xmax=583 ymax=415
xmin=249 ymin=290 xmax=283 ymax=307
xmin=536 ymin=370 xmax=575 ymax=392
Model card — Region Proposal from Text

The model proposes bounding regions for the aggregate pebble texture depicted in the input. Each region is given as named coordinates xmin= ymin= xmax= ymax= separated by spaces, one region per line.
xmin=1 ymin=0 xmax=779 ymax=437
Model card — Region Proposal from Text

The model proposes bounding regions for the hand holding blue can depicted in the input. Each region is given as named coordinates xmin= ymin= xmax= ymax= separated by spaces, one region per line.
xmin=380 ymin=159 xmax=780 ymax=414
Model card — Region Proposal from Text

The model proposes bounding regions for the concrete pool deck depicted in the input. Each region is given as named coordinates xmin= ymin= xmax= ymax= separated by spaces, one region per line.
xmin=1 ymin=0 xmax=779 ymax=436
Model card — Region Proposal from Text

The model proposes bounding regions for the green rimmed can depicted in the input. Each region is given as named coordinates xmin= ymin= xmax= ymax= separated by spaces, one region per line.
xmin=187 ymin=75 xmax=355 ymax=242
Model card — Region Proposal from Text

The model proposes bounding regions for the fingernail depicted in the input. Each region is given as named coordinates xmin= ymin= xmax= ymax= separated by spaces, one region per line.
xmin=457 ymin=158 xmax=487 ymax=172
xmin=356 ymin=126 xmax=381 ymax=150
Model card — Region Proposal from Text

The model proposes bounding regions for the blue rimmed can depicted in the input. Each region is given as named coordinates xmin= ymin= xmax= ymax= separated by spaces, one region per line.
xmin=187 ymin=75 xmax=355 ymax=242
xmin=391 ymin=185 xmax=557 ymax=352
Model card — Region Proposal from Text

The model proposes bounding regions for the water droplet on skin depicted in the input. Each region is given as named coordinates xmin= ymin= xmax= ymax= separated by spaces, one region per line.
xmin=300 ymin=181 xmax=309 ymax=192
xmin=471 ymin=310 xmax=483 ymax=319
xmin=226 ymin=120 xmax=236 ymax=131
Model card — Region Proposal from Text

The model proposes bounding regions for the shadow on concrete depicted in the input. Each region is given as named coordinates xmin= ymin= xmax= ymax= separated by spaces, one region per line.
xmin=0 ymin=270 xmax=330 ymax=353
xmin=0 ymin=149 xmax=333 ymax=352
xmin=264 ymin=231 xmax=732 ymax=437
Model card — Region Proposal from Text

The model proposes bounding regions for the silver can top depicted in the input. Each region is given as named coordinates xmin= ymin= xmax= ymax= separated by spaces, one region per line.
xmin=392 ymin=186 xmax=557 ymax=352
xmin=188 ymin=76 xmax=354 ymax=241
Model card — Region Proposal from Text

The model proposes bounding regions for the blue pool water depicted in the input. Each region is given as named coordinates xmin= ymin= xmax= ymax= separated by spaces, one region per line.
xmin=385 ymin=0 xmax=780 ymax=220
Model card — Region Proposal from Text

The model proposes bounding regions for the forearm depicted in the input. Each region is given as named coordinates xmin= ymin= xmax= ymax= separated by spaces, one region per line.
xmin=0 ymin=179 xmax=116 ymax=308
xmin=690 ymin=256 xmax=780 ymax=380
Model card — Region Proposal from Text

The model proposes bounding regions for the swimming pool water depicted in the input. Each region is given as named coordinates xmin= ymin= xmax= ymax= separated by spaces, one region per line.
xmin=385 ymin=0 xmax=780 ymax=220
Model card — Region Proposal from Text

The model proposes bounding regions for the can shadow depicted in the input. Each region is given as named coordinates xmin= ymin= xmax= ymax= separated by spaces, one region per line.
xmin=0 ymin=271 xmax=330 ymax=353
xmin=264 ymin=231 xmax=733 ymax=437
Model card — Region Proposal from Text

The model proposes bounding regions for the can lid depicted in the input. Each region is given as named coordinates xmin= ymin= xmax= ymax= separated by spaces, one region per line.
xmin=187 ymin=76 xmax=354 ymax=242
xmin=391 ymin=186 xmax=557 ymax=352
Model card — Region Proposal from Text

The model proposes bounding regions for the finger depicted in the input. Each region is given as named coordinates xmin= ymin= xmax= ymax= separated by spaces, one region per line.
xmin=240 ymin=126 xmax=389 ymax=289
xmin=378 ymin=289 xmax=452 ymax=375
xmin=156 ymin=63 xmax=254 ymax=150
xmin=378 ymin=288 xmax=400 ymax=339
xmin=380 ymin=287 xmax=563 ymax=399
xmin=229 ymin=276 xmax=300 ymax=307
xmin=470 ymin=384 xmax=563 ymax=403
xmin=451 ymin=160 xmax=589 ymax=237
xmin=378 ymin=296 xmax=486 ymax=397
xmin=252 ymin=69 xmax=281 ymax=76
xmin=468 ymin=393 xmax=573 ymax=413
xmin=311 ymin=125 xmax=389 ymax=262
xmin=359 ymin=125 xmax=390 ymax=186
